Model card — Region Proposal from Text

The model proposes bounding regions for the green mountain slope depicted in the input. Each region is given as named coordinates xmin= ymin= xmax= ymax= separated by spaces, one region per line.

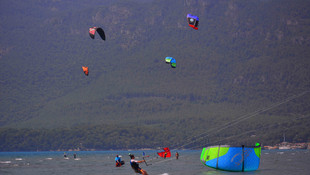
xmin=0 ymin=0 xmax=310 ymax=150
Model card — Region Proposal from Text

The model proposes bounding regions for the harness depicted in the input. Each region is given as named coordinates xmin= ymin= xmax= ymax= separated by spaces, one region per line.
xmin=130 ymin=160 xmax=141 ymax=173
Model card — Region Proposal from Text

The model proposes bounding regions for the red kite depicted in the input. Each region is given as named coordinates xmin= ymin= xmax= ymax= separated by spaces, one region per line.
xmin=157 ymin=147 xmax=171 ymax=158
xmin=82 ymin=66 xmax=89 ymax=76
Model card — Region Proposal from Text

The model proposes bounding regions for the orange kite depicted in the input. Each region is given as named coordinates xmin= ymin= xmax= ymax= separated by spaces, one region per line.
xmin=82 ymin=66 xmax=89 ymax=76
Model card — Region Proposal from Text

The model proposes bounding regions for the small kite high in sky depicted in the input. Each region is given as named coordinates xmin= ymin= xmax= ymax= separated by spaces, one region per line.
xmin=82 ymin=66 xmax=89 ymax=76
xmin=89 ymin=27 xmax=106 ymax=40
xmin=165 ymin=57 xmax=176 ymax=68
xmin=187 ymin=14 xmax=199 ymax=30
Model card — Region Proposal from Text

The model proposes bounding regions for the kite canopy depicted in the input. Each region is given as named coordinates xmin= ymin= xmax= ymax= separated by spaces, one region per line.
xmin=165 ymin=57 xmax=176 ymax=68
xmin=82 ymin=66 xmax=89 ymax=76
xmin=89 ymin=27 xmax=106 ymax=40
xmin=170 ymin=58 xmax=176 ymax=68
xmin=165 ymin=57 xmax=173 ymax=64
xmin=157 ymin=147 xmax=171 ymax=158
xmin=200 ymin=144 xmax=261 ymax=172
xmin=187 ymin=14 xmax=199 ymax=30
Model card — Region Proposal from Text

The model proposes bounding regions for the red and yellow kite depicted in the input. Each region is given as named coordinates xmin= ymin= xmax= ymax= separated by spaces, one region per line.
xmin=157 ymin=147 xmax=171 ymax=158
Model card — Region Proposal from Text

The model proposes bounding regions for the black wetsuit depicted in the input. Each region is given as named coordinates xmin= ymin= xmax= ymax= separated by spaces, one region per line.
xmin=130 ymin=159 xmax=142 ymax=174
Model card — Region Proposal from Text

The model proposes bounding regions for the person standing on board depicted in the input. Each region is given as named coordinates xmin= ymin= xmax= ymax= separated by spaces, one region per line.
xmin=129 ymin=154 xmax=148 ymax=175
xmin=175 ymin=152 xmax=179 ymax=159
xmin=164 ymin=152 xmax=167 ymax=159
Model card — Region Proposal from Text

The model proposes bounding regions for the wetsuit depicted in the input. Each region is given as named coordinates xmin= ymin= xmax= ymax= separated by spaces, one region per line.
xmin=115 ymin=156 xmax=121 ymax=167
xmin=130 ymin=159 xmax=142 ymax=174
xmin=176 ymin=152 xmax=179 ymax=159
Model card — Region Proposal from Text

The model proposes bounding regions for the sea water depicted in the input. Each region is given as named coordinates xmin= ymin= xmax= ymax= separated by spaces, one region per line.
xmin=0 ymin=150 xmax=309 ymax=175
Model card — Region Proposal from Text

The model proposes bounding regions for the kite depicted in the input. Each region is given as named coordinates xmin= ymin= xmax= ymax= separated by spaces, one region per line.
xmin=82 ymin=66 xmax=89 ymax=76
xmin=170 ymin=58 xmax=176 ymax=68
xmin=89 ymin=27 xmax=106 ymax=40
xmin=164 ymin=57 xmax=176 ymax=68
xmin=200 ymin=143 xmax=261 ymax=172
xmin=187 ymin=14 xmax=199 ymax=30
xmin=157 ymin=147 xmax=171 ymax=158
xmin=165 ymin=57 xmax=173 ymax=64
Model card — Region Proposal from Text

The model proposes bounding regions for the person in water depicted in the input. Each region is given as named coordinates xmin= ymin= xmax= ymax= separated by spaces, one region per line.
xmin=64 ymin=152 xmax=67 ymax=158
xmin=73 ymin=153 xmax=77 ymax=159
xmin=115 ymin=155 xmax=122 ymax=167
xmin=175 ymin=152 xmax=179 ymax=159
xmin=129 ymin=154 xmax=148 ymax=175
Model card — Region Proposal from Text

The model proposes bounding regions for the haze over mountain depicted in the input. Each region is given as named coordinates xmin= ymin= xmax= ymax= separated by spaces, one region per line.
xmin=0 ymin=0 xmax=310 ymax=151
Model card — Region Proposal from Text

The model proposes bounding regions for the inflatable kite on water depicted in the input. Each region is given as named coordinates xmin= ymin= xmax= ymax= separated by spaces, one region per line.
xmin=157 ymin=147 xmax=171 ymax=158
xmin=200 ymin=143 xmax=261 ymax=172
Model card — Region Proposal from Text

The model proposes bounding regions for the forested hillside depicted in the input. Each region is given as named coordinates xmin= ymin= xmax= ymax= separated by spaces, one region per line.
xmin=0 ymin=0 xmax=310 ymax=151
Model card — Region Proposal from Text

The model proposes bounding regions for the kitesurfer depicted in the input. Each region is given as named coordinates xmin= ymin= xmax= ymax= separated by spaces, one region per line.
xmin=164 ymin=152 xmax=167 ymax=159
xmin=129 ymin=154 xmax=148 ymax=175
xmin=175 ymin=152 xmax=179 ymax=159
xmin=74 ymin=153 xmax=77 ymax=159
xmin=64 ymin=152 xmax=67 ymax=158
xmin=115 ymin=155 xmax=122 ymax=167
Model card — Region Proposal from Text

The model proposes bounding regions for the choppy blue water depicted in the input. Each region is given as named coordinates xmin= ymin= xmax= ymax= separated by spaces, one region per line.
xmin=0 ymin=150 xmax=309 ymax=175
